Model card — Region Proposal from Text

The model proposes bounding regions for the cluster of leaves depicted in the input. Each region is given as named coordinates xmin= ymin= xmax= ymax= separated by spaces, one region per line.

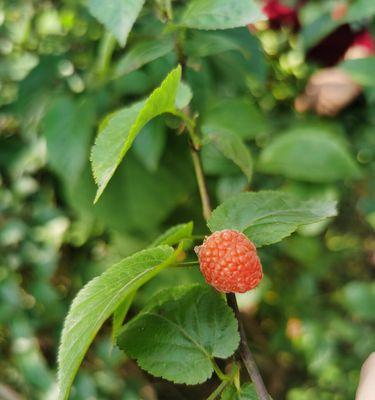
xmin=0 ymin=0 xmax=374 ymax=399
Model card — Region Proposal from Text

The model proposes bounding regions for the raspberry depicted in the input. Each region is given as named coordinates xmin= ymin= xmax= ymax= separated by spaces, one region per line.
xmin=195 ymin=229 xmax=263 ymax=293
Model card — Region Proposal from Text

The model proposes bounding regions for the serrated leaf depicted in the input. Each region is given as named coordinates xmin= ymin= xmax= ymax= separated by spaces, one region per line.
xmin=180 ymin=0 xmax=265 ymax=30
xmin=208 ymin=191 xmax=337 ymax=247
xmin=91 ymin=65 xmax=181 ymax=202
xmin=203 ymin=98 xmax=267 ymax=140
xmin=114 ymin=37 xmax=174 ymax=77
xmin=151 ymin=222 xmax=194 ymax=247
xmin=203 ymin=127 xmax=253 ymax=181
xmin=221 ymin=383 xmax=259 ymax=399
xmin=339 ymin=57 xmax=375 ymax=87
xmin=118 ymin=285 xmax=240 ymax=384
xmin=258 ymin=126 xmax=361 ymax=182
xmin=87 ymin=0 xmax=145 ymax=47
xmin=112 ymin=290 xmax=136 ymax=345
xmin=57 ymin=245 xmax=175 ymax=400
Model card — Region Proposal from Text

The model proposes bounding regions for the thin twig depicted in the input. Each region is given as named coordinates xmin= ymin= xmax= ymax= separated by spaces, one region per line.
xmin=176 ymin=33 xmax=269 ymax=399
xmin=190 ymin=148 xmax=212 ymax=221
xmin=206 ymin=380 xmax=229 ymax=400
xmin=226 ymin=293 xmax=270 ymax=400
xmin=188 ymin=133 xmax=269 ymax=400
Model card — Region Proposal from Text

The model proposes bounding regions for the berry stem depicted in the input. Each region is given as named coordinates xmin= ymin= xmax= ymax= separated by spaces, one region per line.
xmin=175 ymin=39 xmax=269 ymax=399
xmin=188 ymin=132 xmax=270 ymax=400
xmin=226 ymin=293 xmax=270 ymax=400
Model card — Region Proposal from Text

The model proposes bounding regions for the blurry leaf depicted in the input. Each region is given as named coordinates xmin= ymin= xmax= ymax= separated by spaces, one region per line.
xmin=87 ymin=0 xmax=145 ymax=46
xmin=216 ymin=175 xmax=248 ymax=203
xmin=221 ymin=383 xmax=259 ymax=399
xmin=258 ymin=126 xmax=361 ymax=182
xmin=0 ymin=53 xmax=38 ymax=81
xmin=175 ymin=81 xmax=193 ymax=109
xmin=118 ymin=285 xmax=240 ymax=384
xmin=151 ymin=222 xmax=194 ymax=247
xmin=203 ymin=98 xmax=267 ymax=140
xmin=202 ymin=143 xmax=241 ymax=176
xmin=299 ymin=14 xmax=340 ymax=49
xmin=133 ymin=117 xmax=166 ymax=172
xmin=185 ymin=31 xmax=243 ymax=58
xmin=112 ymin=291 xmax=136 ymax=344
xmin=91 ymin=65 xmax=181 ymax=202
xmin=57 ymin=245 xmax=175 ymax=400
xmin=180 ymin=0 xmax=264 ymax=30
xmin=208 ymin=191 xmax=337 ymax=246
xmin=42 ymin=96 xmax=95 ymax=187
xmin=203 ymin=127 xmax=253 ymax=181
xmin=347 ymin=0 xmax=375 ymax=21
xmin=339 ymin=282 xmax=375 ymax=322
xmin=114 ymin=37 xmax=174 ymax=77
xmin=339 ymin=57 xmax=375 ymax=87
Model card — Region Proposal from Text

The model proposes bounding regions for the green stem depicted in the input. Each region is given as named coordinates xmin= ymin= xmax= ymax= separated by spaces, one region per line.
xmin=206 ymin=380 xmax=229 ymax=400
xmin=190 ymin=149 xmax=212 ymax=221
xmin=211 ymin=359 xmax=228 ymax=382
xmin=179 ymin=261 xmax=199 ymax=266
xmin=96 ymin=32 xmax=116 ymax=79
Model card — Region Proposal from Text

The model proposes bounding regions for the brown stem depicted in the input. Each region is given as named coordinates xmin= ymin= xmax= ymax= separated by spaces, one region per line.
xmin=226 ymin=293 xmax=270 ymax=400
xmin=189 ymin=142 xmax=269 ymax=399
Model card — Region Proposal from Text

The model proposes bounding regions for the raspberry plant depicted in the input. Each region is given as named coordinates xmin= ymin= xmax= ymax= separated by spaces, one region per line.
xmin=51 ymin=1 xmax=372 ymax=399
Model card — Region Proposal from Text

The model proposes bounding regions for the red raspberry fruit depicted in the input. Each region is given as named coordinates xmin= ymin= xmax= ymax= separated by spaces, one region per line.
xmin=195 ymin=229 xmax=263 ymax=293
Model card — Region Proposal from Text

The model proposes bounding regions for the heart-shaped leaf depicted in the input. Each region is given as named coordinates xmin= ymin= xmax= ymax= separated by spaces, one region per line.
xmin=118 ymin=285 xmax=240 ymax=384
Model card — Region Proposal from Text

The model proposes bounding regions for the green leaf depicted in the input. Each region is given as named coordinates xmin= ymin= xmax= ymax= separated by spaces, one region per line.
xmin=180 ymin=0 xmax=265 ymax=30
xmin=202 ymin=126 xmax=253 ymax=181
xmin=112 ymin=290 xmax=136 ymax=345
xmin=118 ymin=285 xmax=240 ymax=384
xmin=175 ymin=81 xmax=193 ymax=109
xmin=347 ymin=0 xmax=375 ymax=22
xmin=208 ymin=191 xmax=337 ymax=247
xmin=57 ymin=245 xmax=175 ymax=400
xmin=221 ymin=383 xmax=259 ymax=399
xmin=203 ymin=98 xmax=267 ymax=140
xmin=151 ymin=222 xmax=194 ymax=247
xmin=42 ymin=96 xmax=95 ymax=188
xmin=258 ymin=126 xmax=361 ymax=182
xmin=87 ymin=0 xmax=145 ymax=47
xmin=338 ymin=282 xmax=375 ymax=322
xmin=339 ymin=57 xmax=375 ymax=88
xmin=202 ymin=143 xmax=241 ymax=176
xmin=133 ymin=117 xmax=166 ymax=172
xmin=91 ymin=65 xmax=181 ymax=202
xmin=299 ymin=14 xmax=340 ymax=50
xmin=185 ymin=31 xmax=243 ymax=58
xmin=216 ymin=175 xmax=248 ymax=203
xmin=114 ymin=37 xmax=174 ymax=77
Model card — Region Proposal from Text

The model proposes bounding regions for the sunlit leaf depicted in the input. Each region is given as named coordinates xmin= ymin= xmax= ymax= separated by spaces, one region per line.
xmin=208 ymin=191 xmax=337 ymax=246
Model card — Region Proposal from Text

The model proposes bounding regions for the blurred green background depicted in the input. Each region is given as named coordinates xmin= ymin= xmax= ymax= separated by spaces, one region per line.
xmin=0 ymin=0 xmax=374 ymax=399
